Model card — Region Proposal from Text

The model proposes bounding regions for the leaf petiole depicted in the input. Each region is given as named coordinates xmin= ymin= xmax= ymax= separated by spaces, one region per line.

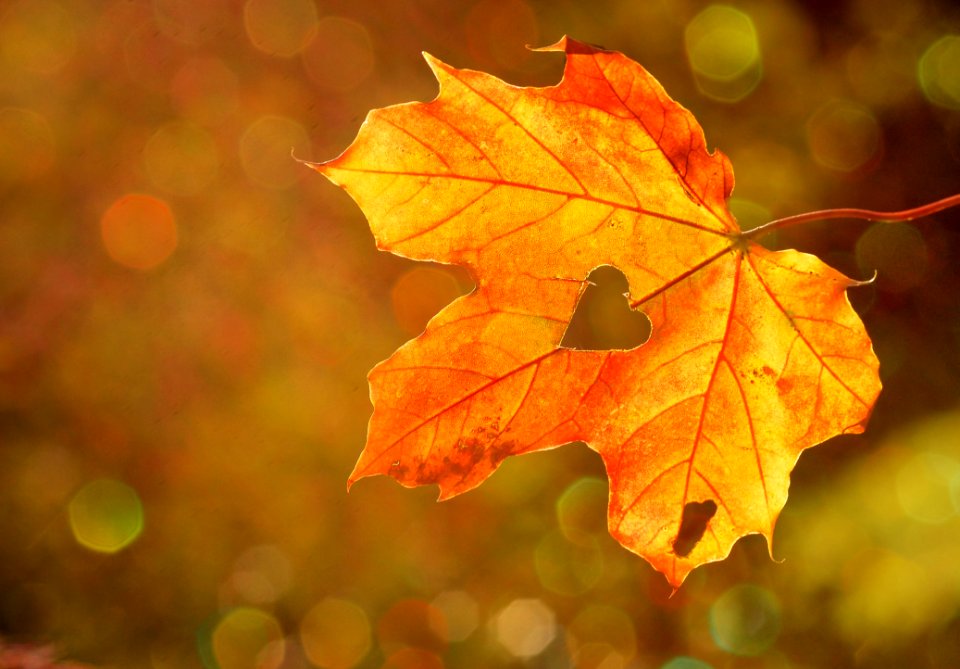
xmin=742 ymin=193 xmax=960 ymax=241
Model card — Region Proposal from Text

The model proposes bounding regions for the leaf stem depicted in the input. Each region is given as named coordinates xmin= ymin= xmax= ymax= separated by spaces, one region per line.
xmin=742 ymin=193 xmax=960 ymax=241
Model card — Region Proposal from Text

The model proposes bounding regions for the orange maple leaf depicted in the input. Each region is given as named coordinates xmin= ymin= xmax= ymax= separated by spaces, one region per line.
xmin=311 ymin=37 xmax=882 ymax=587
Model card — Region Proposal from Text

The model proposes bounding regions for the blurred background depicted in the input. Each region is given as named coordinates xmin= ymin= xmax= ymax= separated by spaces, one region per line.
xmin=2 ymin=0 xmax=960 ymax=667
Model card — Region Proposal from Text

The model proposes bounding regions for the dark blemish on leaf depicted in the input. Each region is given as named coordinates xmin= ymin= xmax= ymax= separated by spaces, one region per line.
xmin=408 ymin=428 xmax=517 ymax=490
xmin=672 ymin=500 xmax=718 ymax=557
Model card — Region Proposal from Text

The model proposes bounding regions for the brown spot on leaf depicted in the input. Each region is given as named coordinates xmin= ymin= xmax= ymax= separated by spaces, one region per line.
xmin=672 ymin=500 xmax=717 ymax=557
xmin=408 ymin=434 xmax=517 ymax=490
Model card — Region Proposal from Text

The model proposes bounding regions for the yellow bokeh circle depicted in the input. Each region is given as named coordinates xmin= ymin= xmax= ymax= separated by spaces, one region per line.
xmin=390 ymin=267 xmax=463 ymax=337
xmin=918 ymin=34 xmax=960 ymax=110
xmin=212 ymin=607 xmax=285 ymax=669
xmin=855 ymin=221 xmax=928 ymax=293
xmin=68 ymin=478 xmax=144 ymax=554
xmin=709 ymin=584 xmax=781 ymax=655
xmin=300 ymin=598 xmax=371 ymax=669
xmin=143 ymin=120 xmax=219 ymax=196
xmin=301 ymin=17 xmax=375 ymax=92
xmin=806 ymin=99 xmax=881 ymax=173
xmin=239 ymin=115 xmax=312 ymax=189
xmin=0 ymin=106 xmax=55 ymax=183
xmin=244 ymin=0 xmax=318 ymax=57
xmin=0 ymin=0 xmax=77 ymax=74
xmin=685 ymin=5 xmax=762 ymax=102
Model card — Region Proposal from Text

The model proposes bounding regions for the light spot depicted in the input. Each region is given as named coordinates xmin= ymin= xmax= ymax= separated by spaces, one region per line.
xmin=494 ymin=598 xmax=556 ymax=658
xmin=301 ymin=17 xmax=375 ymax=92
xmin=686 ymin=5 xmax=760 ymax=79
xmin=143 ymin=120 xmax=219 ymax=196
xmin=569 ymin=643 xmax=626 ymax=669
xmin=836 ymin=548 xmax=942 ymax=643
xmin=300 ymin=598 xmax=371 ymax=668
xmin=661 ymin=658 xmax=714 ymax=669
xmin=0 ymin=0 xmax=77 ymax=74
xmin=855 ymin=222 xmax=928 ymax=293
xmin=918 ymin=35 xmax=960 ymax=110
xmin=122 ymin=19 xmax=182 ymax=92
xmin=212 ymin=607 xmax=285 ymax=669
xmin=171 ymin=57 xmax=239 ymax=124
xmin=0 ymin=107 xmax=55 ymax=183
xmin=727 ymin=198 xmax=771 ymax=232
xmin=896 ymin=452 xmax=960 ymax=524
xmin=390 ymin=267 xmax=464 ymax=336
xmin=556 ymin=476 xmax=608 ymax=539
xmin=566 ymin=605 xmax=637 ymax=666
xmin=806 ymin=99 xmax=881 ymax=173
xmin=727 ymin=141 xmax=810 ymax=216
xmin=685 ymin=5 xmax=762 ymax=102
xmin=377 ymin=599 xmax=447 ymax=655
xmin=709 ymin=584 xmax=781 ymax=655
xmin=430 ymin=590 xmax=479 ymax=643
xmin=239 ymin=115 xmax=312 ymax=189
xmin=230 ymin=545 xmax=293 ymax=604
xmin=68 ymin=478 xmax=144 ymax=553
xmin=152 ymin=0 xmax=229 ymax=46
xmin=100 ymin=194 xmax=178 ymax=271
xmin=535 ymin=529 xmax=604 ymax=595
xmin=244 ymin=0 xmax=318 ymax=57
xmin=845 ymin=41 xmax=914 ymax=107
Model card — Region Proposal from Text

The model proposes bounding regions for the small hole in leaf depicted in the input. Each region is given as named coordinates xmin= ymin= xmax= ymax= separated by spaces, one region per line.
xmin=673 ymin=500 xmax=718 ymax=557
xmin=560 ymin=265 xmax=651 ymax=351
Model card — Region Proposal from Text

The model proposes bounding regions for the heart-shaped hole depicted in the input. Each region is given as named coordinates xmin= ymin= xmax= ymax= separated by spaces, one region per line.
xmin=561 ymin=265 xmax=651 ymax=351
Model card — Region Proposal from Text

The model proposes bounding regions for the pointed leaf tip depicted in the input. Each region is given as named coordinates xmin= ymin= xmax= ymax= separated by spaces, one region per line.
xmin=530 ymin=35 xmax=609 ymax=55
xmin=421 ymin=51 xmax=452 ymax=77
xmin=528 ymin=35 xmax=569 ymax=53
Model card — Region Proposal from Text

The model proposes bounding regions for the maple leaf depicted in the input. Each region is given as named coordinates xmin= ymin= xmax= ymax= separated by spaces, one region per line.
xmin=310 ymin=37 xmax=882 ymax=587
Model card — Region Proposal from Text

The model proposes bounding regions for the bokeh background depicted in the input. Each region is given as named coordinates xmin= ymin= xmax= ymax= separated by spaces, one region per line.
xmin=3 ymin=0 xmax=960 ymax=667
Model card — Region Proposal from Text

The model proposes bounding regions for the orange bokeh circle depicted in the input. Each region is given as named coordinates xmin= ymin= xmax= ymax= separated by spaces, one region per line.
xmin=100 ymin=193 xmax=178 ymax=270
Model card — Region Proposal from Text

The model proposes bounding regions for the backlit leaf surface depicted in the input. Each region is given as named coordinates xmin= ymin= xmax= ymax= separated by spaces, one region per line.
xmin=312 ymin=37 xmax=881 ymax=587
